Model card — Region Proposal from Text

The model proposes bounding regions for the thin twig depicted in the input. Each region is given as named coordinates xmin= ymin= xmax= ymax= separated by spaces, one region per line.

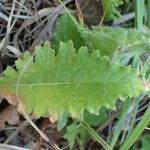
xmin=4 ymin=120 xmax=29 ymax=144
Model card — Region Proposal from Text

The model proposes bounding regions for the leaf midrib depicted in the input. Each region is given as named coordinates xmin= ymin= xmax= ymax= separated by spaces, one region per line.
xmin=0 ymin=82 xmax=133 ymax=87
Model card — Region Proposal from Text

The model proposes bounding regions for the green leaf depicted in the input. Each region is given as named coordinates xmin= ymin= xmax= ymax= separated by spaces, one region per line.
xmin=57 ymin=111 xmax=68 ymax=131
xmin=140 ymin=134 xmax=150 ymax=150
xmin=82 ymin=26 xmax=150 ymax=58
xmin=142 ymin=57 xmax=150 ymax=79
xmin=77 ymin=123 xmax=90 ymax=146
xmin=93 ymin=26 xmax=150 ymax=53
xmin=65 ymin=122 xmax=91 ymax=148
xmin=0 ymin=41 xmax=144 ymax=120
xmin=64 ymin=123 xmax=79 ymax=149
xmin=101 ymin=0 xmax=123 ymax=21
xmin=52 ymin=13 xmax=85 ymax=50
xmin=83 ymin=107 xmax=108 ymax=127
xmin=53 ymin=13 xmax=150 ymax=58
xmin=78 ymin=26 xmax=120 ymax=57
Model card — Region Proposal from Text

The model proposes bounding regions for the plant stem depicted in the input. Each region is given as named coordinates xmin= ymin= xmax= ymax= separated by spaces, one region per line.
xmin=147 ymin=0 xmax=150 ymax=27
xmin=135 ymin=0 xmax=144 ymax=30
xmin=120 ymin=104 xmax=150 ymax=150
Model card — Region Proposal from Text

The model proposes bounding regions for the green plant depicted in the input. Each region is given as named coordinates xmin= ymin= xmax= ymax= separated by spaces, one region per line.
xmin=135 ymin=0 xmax=145 ymax=30
xmin=53 ymin=13 xmax=150 ymax=58
xmin=120 ymin=104 xmax=150 ymax=150
xmin=0 ymin=40 xmax=144 ymax=120
xmin=140 ymin=134 xmax=150 ymax=150
xmin=101 ymin=0 xmax=123 ymax=21
xmin=0 ymin=11 xmax=150 ymax=150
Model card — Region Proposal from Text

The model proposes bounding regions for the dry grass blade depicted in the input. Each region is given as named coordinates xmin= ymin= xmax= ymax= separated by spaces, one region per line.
xmin=4 ymin=120 xmax=29 ymax=144
xmin=0 ymin=12 xmax=9 ymax=22
xmin=0 ymin=144 xmax=31 ymax=150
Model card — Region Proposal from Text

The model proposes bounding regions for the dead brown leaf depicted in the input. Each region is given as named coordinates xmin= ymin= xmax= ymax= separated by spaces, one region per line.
xmin=0 ymin=93 xmax=18 ymax=105
xmin=0 ymin=105 xmax=19 ymax=130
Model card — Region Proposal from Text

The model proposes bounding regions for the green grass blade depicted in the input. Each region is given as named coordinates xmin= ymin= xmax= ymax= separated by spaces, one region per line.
xmin=147 ymin=0 xmax=150 ymax=27
xmin=125 ymin=97 xmax=140 ymax=140
xmin=120 ymin=104 xmax=150 ymax=150
xmin=135 ymin=0 xmax=145 ymax=30
xmin=110 ymin=98 xmax=131 ymax=149
xmin=83 ymin=122 xmax=111 ymax=150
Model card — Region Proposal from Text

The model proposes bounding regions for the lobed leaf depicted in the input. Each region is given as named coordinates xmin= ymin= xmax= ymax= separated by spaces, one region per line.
xmin=53 ymin=13 xmax=150 ymax=58
xmin=0 ymin=41 xmax=144 ymax=120
xmin=82 ymin=26 xmax=150 ymax=56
